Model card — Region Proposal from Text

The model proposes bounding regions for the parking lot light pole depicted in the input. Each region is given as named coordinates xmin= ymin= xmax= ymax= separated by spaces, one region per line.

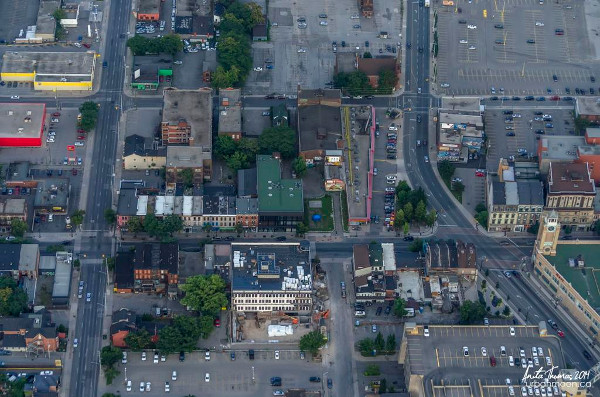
xmin=321 ymin=371 xmax=329 ymax=396
xmin=251 ymin=366 xmax=255 ymax=384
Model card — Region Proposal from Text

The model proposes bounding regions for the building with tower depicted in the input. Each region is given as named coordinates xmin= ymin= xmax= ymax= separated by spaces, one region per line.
xmin=534 ymin=212 xmax=600 ymax=343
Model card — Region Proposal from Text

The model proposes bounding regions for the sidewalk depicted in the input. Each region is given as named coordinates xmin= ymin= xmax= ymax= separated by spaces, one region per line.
xmin=58 ymin=264 xmax=82 ymax=397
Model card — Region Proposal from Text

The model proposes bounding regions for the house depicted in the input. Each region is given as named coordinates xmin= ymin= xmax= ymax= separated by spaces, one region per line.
xmin=252 ymin=22 xmax=268 ymax=41
xmin=0 ymin=311 xmax=58 ymax=353
xmin=110 ymin=308 xmax=136 ymax=348
xmin=0 ymin=244 xmax=39 ymax=279
xmin=32 ymin=374 xmax=59 ymax=394
xmin=133 ymin=243 xmax=179 ymax=295
xmin=271 ymin=104 xmax=288 ymax=127
xmin=357 ymin=57 xmax=400 ymax=89
xmin=0 ymin=198 xmax=27 ymax=233
xmin=123 ymin=134 xmax=166 ymax=170
xmin=218 ymin=89 xmax=243 ymax=140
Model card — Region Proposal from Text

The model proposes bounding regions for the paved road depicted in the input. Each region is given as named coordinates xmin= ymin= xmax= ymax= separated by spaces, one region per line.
xmin=68 ymin=0 xmax=132 ymax=396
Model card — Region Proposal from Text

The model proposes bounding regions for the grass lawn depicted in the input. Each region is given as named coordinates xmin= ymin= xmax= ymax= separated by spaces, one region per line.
xmin=442 ymin=179 xmax=462 ymax=203
xmin=304 ymin=195 xmax=334 ymax=232
xmin=341 ymin=190 xmax=349 ymax=232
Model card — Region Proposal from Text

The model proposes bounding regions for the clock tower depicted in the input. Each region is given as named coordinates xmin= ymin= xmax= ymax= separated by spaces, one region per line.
xmin=537 ymin=211 xmax=560 ymax=256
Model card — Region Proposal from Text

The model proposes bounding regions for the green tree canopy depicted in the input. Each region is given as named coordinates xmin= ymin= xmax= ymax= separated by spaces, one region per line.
xmin=378 ymin=69 xmax=398 ymax=92
xmin=217 ymin=33 xmax=252 ymax=78
xmin=71 ymin=210 xmax=86 ymax=228
xmin=415 ymin=200 xmax=427 ymax=223
xmin=408 ymin=238 xmax=423 ymax=252
xmin=292 ymin=157 xmax=307 ymax=178
xmin=126 ymin=216 xmax=144 ymax=234
xmin=0 ymin=277 xmax=28 ymax=316
xmin=438 ymin=160 xmax=456 ymax=183
xmin=178 ymin=168 xmax=194 ymax=188
xmin=124 ymin=329 xmax=153 ymax=351
xmin=334 ymin=71 xmax=370 ymax=96
xmin=180 ymin=275 xmax=228 ymax=316
xmin=10 ymin=219 xmax=27 ymax=238
xmin=298 ymin=329 xmax=327 ymax=355
xmin=211 ymin=65 xmax=241 ymax=89
xmin=357 ymin=338 xmax=374 ymax=356
xmin=296 ymin=222 xmax=309 ymax=236
xmin=100 ymin=346 xmax=122 ymax=368
xmin=226 ymin=151 xmax=250 ymax=171
xmin=79 ymin=102 xmax=99 ymax=132
xmin=258 ymin=126 xmax=297 ymax=159
xmin=104 ymin=208 xmax=117 ymax=225
xmin=459 ymin=300 xmax=487 ymax=324
xmin=393 ymin=298 xmax=408 ymax=317
xmin=214 ymin=135 xmax=238 ymax=159
xmin=157 ymin=315 xmax=212 ymax=353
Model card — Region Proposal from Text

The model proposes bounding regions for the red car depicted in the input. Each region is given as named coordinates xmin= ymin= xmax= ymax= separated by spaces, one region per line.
xmin=214 ymin=318 xmax=220 ymax=327
xmin=52 ymin=112 xmax=61 ymax=117
xmin=550 ymin=95 xmax=560 ymax=101
xmin=77 ymin=129 xmax=85 ymax=133
xmin=77 ymin=136 xmax=86 ymax=140
xmin=82 ymin=43 xmax=91 ymax=48
xmin=557 ymin=330 xmax=565 ymax=338
xmin=475 ymin=169 xmax=486 ymax=177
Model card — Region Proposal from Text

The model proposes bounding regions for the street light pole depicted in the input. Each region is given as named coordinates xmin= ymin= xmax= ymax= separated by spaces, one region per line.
xmin=322 ymin=371 xmax=329 ymax=396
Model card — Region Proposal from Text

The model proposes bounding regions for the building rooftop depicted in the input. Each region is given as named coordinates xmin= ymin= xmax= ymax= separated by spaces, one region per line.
xmin=138 ymin=0 xmax=161 ymax=14
xmin=218 ymin=88 xmax=242 ymax=134
xmin=356 ymin=56 xmax=396 ymax=76
xmin=237 ymin=168 xmax=257 ymax=197
xmin=298 ymin=105 xmax=342 ymax=152
xmin=117 ymin=187 xmax=139 ymax=216
xmin=0 ymin=103 xmax=45 ymax=140
xmin=202 ymin=195 xmax=235 ymax=215
xmin=33 ymin=178 xmax=70 ymax=209
xmin=539 ymin=136 xmax=585 ymax=161
xmin=353 ymin=244 xmax=370 ymax=271
xmin=236 ymin=197 xmax=258 ymax=215
xmin=166 ymin=146 xmax=211 ymax=167
xmin=231 ymin=243 xmax=312 ymax=292
xmin=252 ymin=23 xmax=267 ymax=38
xmin=438 ymin=111 xmax=484 ymax=128
xmin=36 ymin=1 xmax=59 ymax=37
xmin=548 ymin=162 xmax=596 ymax=194
xmin=256 ymin=155 xmax=303 ymax=214
xmin=19 ymin=244 xmax=38 ymax=274
xmin=162 ymin=88 xmax=213 ymax=149
xmin=335 ymin=52 xmax=357 ymax=74
xmin=586 ymin=127 xmax=600 ymax=139
xmin=441 ymin=97 xmax=482 ymax=112
xmin=576 ymin=97 xmax=600 ymax=117
xmin=577 ymin=145 xmax=600 ymax=156
xmin=115 ymin=251 xmax=135 ymax=289
xmin=124 ymin=134 xmax=165 ymax=157
xmin=489 ymin=177 xmax=544 ymax=206
xmin=133 ymin=243 xmax=178 ymax=274
xmin=0 ymin=198 xmax=26 ymax=215
xmin=0 ymin=245 xmax=21 ymax=273
xmin=2 ymin=51 xmax=96 ymax=79
xmin=132 ymin=64 xmax=158 ymax=84
xmin=52 ymin=252 xmax=72 ymax=298
xmin=425 ymin=240 xmax=477 ymax=270
xmin=548 ymin=243 xmax=600 ymax=311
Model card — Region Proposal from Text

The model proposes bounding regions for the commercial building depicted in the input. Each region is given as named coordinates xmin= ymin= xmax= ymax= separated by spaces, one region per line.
xmin=546 ymin=162 xmax=596 ymax=230
xmin=218 ymin=88 xmax=242 ymax=140
xmin=202 ymin=195 xmax=236 ymax=230
xmin=487 ymin=159 xmax=544 ymax=232
xmin=1 ymin=51 xmax=97 ymax=91
xmin=33 ymin=178 xmax=70 ymax=214
xmin=122 ymin=134 xmax=166 ymax=170
xmin=537 ymin=136 xmax=586 ymax=174
xmin=297 ymin=88 xmax=343 ymax=166
xmin=0 ymin=103 xmax=46 ymax=147
xmin=236 ymin=198 xmax=258 ymax=230
xmin=0 ymin=310 xmax=58 ymax=353
xmin=0 ymin=244 xmax=39 ymax=279
xmin=256 ymin=155 xmax=304 ymax=232
xmin=437 ymin=110 xmax=484 ymax=162
xmin=352 ymin=243 xmax=395 ymax=303
xmin=161 ymin=88 xmax=212 ymax=146
xmin=0 ymin=198 xmax=27 ymax=233
xmin=575 ymin=97 xmax=600 ymax=123
xmin=231 ymin=242 xmax=313 ymax=314
xmin=423 ymin=240 xmax=477 ymax=281
xmin=174 ymin=14 xmax=214 ymax=42
xmin=534 ymin=212 xmax=600 ymax=342
xmin=33 ymin=1 xmax=59 ymax=42
xmin=52 ymin=251 xmax=73 ymax=305
xmin=165 ymin=146 xmax=211 ymax=184
xmin=135 ymin=0 xmax=161 ymax=20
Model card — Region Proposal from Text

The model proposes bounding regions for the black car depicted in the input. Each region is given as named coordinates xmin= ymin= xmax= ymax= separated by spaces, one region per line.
xmin=494 ymin=24 xmax=503 ymax=28
xmin=535 ymin=130 xmax=545 ymax=134
xmin=418 ymin=47 xmax=423 ymax=53
xmin=489 ymin=96 xmax=499 ymax=100
xmin=309 ymin=377 xmax=321 ymax=383
xmin=276 ymin=236 xmax=287 ymax=241
xmin=327 ymin=378 xmax=333 ymax=389
xmin=270 ymin=377 xmax=282 ymax=386
xmin=592 ymin=76 xmax=596 ymax=82
xmin=403 ymin=235 xmax=414 ymax=241
xmin=376 ymin=307 xmax=382 ymax=315
xmin=384 ymin=306 xmax=391 ymax=315
xmin=512 ymin=96 xmax=520 ymax=100
xmin=503 ymin=110 xmax=513 ymax=115
xmin=458 ymin=19 xmax=467 ymax=24
xmin=416 ymin=114 xmax=422 ymax=123
xmin=365 ymin=41 xmax=369 ymax=47
xmin=534 ymin=111 xmax=543 ymax=115
xmin=583 ymin=350 xmax=593 ymax=360
xmin=553 ymin=74 xmax=558 ymax=82
xmin=591 ymin=88 xmax=596 ymax=95
xmin=565 ymin=87 xmax=571 ymax=94
xmin=365 ymin=95 xmax=375 ymax=99
xmin=179 ymin=351 xmax=185 ymax=361
xmin=524 ymin=96 xmax=534 ymax=100
xmin=249 ymin=349 xmax=255 ymax=360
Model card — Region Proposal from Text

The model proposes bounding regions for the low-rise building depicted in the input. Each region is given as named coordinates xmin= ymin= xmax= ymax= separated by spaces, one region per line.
xmin=0 ymin=244 xmax=39 ymax=279
xmin=0 ymin=310 xmax=58 ymax=353
xmin=202 ymin=195 xmax=236 ymax=230
xmin=256 ymin=155 xmax=304 ymax=231
xmin=423 ymin=240 xmax=477 ymax=281
xmin=359 ymin=0 xmax=374 ymax=17
xmin=0 ymin=198 xmax=27 ymax=233
xmin=0 ymin=103 xmax=46 ymax=148
xmin=166 ymin=146 xmax=211 ymax=184
xmin=575 ymin=96 xmax=600 ymax=123
xmin=353 ymin=243 xmax=388 ymax=302
xmin=174 ymin=15 xmax=214 ymax=43
xmin=235 ymin=197 xmax=258 ymax=230
xmin=537 ymin=136 xmax=586 ymax=174
xmin=252 ymin=22 xmax=268 ymax=41
xmin=32 ymin=1 xmax=59 ymax=42
xmin=356 ymin=57 xmax=400 ymax=90
xmin=231 ymin=242 xmax=312 ymax=314
xmin=218 ymin=88 xmax=242 ymax=140
xmin=546 ymin=162 xmax=596 ymax=230
xmin=110 ymin=308 xmax=136 ymax=347
xmin=161 ymin=88 xmax=213 ymax=149
xmin=135 ymin=0 xmax=161 ymax=20
xmin=123 ymin=134 xmax=166 ymax=170
xmin=437 ymin=110 xmax=484 ymax=163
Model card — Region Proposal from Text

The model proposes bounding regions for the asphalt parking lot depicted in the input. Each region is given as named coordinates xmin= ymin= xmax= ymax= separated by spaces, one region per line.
xmin=484 ymin=104 xmax=575 ymax=170
xmin=106 ymin=350 xmax=324 ymax=397
xmin=246 ymin=0 xmax=403 ymax=95
xmin=435 ymin=0 xmax=600 ymax=95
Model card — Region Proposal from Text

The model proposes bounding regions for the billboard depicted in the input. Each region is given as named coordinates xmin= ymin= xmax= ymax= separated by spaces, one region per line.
xmin=325 ymin=179 xmax=345 ymax=191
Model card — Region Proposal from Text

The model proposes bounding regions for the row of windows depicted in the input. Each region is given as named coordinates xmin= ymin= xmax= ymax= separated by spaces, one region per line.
xmin=236 ymin=306 xmax=311 ymax=311
xmin=235 ymin=293 xmax=310 ymax=298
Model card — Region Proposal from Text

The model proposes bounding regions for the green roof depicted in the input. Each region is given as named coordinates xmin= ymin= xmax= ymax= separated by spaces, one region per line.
xmin=256 ymin=155 xmax=304 ymax=214
xmin=548 ymin=243 xmax=600 ymax=310
xmin=369 ymin=242 xmax=383 ymax=267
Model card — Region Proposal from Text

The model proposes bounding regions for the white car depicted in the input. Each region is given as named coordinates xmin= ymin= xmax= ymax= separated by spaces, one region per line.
xmin=141 ymin=351 xmax=147 ymax=361
xmin=253 ymin=67 xmax=263 ymax=71
xmin=388 ymin=124 xmax=398 ymax=131
xmin=174 ymin=60 xmax=183 ymax=65
xmin=500 ymin=346 xmax=506 ymax=356
xmin=386 ymin=175 xmax=397 ymax=181
xmin=73 ymin=338 xmax=78 ymax=348
xmin=165 ymin=381 xmax=170 ymax=392
xmin=122 ymin=352 xmax=127 ymax=364
xmin=126 ymin=380 xmax=132 ymax=392
xmin=172 ymin=371 xmax=177 ymax=381
xmin=481 ymin=347 xmax=487 ymax=357
xmin=459 ymin=40 xmax=468 ymax=44
xmin=424 ymin=155 xmax=429 ymax=163
xmin=51 ymin=118 xmax=59 ymax=123
xmin=10 ymin=96 xmax=19 ymax=100
xmin=140 ymin=382 xmax=145 ymax=392
xmin=520 ymin=348 xmax=526 ymax=358
xmin=537 ymin=347 xmax=543 ymax=356
xmin=532 ymin=347 xmax=538 ymax=357
xmin=468 ymin=45 xmax=476 ymax=50
xmin=351 ymin=14 xmax=360 ymax=19
xmin=205 ymin=373 xmax=210 ymax=382
xmin=467 ymin=24 xmax=477 ymax=29
xmin=535 ymin=21 xmax=544 ymax=26
xmin=463 ymin=346 xmax=469 ymax=357
xmin=297 ymin=48 xmax=306 ymax=53
xmin=320 ymin=21 xmax=328 ymax=26
xmin=440 ymin=83 xmax=450 ymax=87
xmin=74 ymin=141 xmax=84 ymax=146
xmin=46 ymin=138 xmax=55 ymax=143
xmin=509 ymin=327 xmax=515 ymax=336
xmin=275 ymin=350 xmax=280 ymax=359
xmin=545 ymin=356 xmax=552 ymax=366
xmin=509 ymin=355 xmax=514 ymax=366
xmin=161 ymin=354 xmax=166 ymax=362
xmin=423 ymin=325 xmax=429 ymax=337
xmin=73 ymin=42 xmax=82 ymax=48
xmin=153 ymin=352 xmax=159 ymax=363
xmin=205 ymin=351 xmax=210 ymax=361
xmin=145 ymin=382 xmax=151 ymax=392
xmin=48 ymin=131 xmax=56 ymax=136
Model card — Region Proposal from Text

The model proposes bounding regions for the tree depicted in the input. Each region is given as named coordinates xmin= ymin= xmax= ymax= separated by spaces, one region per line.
xmin=79 ymin=101 xmax=99 ymax=132
xmin=71 ymin=210 xmax=85 ymax=228
xmin=459 ymin=300 xmax=487 ymax=324
xmin=0 ymin=277 xmax=28 ymax=316
xmin=105 ymin=257 xmax=115 ymax=271
xmin=386 ymin=334 xmax=396 ymax=352
xmin=393 ymin=298 xmax=408 ymax=317
xmin=211 ymin=65 xmax=241 ymax=89
xmin=474 ymin=203 xmax=487 ymax=213
xmin=593 ymin=220 xmax=600 ymax=236
xmin=214 ymin=135 xmax=238 ymax=159
xmin=226 ymin=151 xmax=250 ymax=171
xmin=160 ymin=34 xmax=184 ymax=55
xmin=180 ymin=275 xmax=228 ymax=316
xmin=425 ymin=210 xmax=437 ymax=228
xmin=178 ymin=168 xmax=195 ymax=188
xmin=378 ymin=69 xmax=398 ymax=91
xmin=127 ymin=216 xmax=144 ymax=234
xmin=226 ymin=2 xmax=253 ymax=32
xmin=357 ymin=338 xmax=374 ymax=356
xmin=475 ymin=211 xmax=488 ymax=228
xmin=104 ymin=367 xmax=120 ymax=385
xmin=403 ymin=203 xmax=413 ymax=222
xmin=197 ymin=315 xmax=215 ymax=339
xmin=292 ymin=157 xmax=307 ymax=178
xmin=374 ymin=332 xmax=385 ymax=351
xmin=246 ymin=2 xmax=265 ymax=26
xmin=394 ymin=209 xmax=405 ymax=230
xmin=296 ymin=222 xmax=309 ymax=237
xmin=363 ymin=52 xmax=372 ymax=58
xmin=100 ymin=346 xmax=122 ymax=368
xmin=10 ymin=219 xmax=27 ymax=238
xmin=415 ymin=200 xmax=427 ymax=223
xmin=438 ymin=160 xmax=455 ymax=183
xmin=52 ymin=8 xmax=67 ymax=20
xmin=258 ymin=126 xmax=297 ymax=159
xmin=334 ymin=71 xmax=370 ymax=95
xmin=574 ymin=115 xmax=593 ymax=134
xmin=234 ymin=222 xmax=244 ymax=235
xmin=103 ymin=208 xmax=117 ymax=225
xmin=403 ymin=222 xmax=410 ymax=236
xmin=408 ymin=238 xmax=423 ymax=252
xmin=124 ymin=329 xmax=153 ymax=351
xmin=299 ymin=330 xmax=327 ymax=355
xmin=453 ymin=181 xmax=465 ymax=194
xmin=238 ymin=138 xmax=259 ymax=158
xmin=503 ymin=306 xmax=511 ymax=316
xmin=364 ymin=364 xmax=380 ymax=376
xmin=217 ymin=33 xmax=252 ymax=77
